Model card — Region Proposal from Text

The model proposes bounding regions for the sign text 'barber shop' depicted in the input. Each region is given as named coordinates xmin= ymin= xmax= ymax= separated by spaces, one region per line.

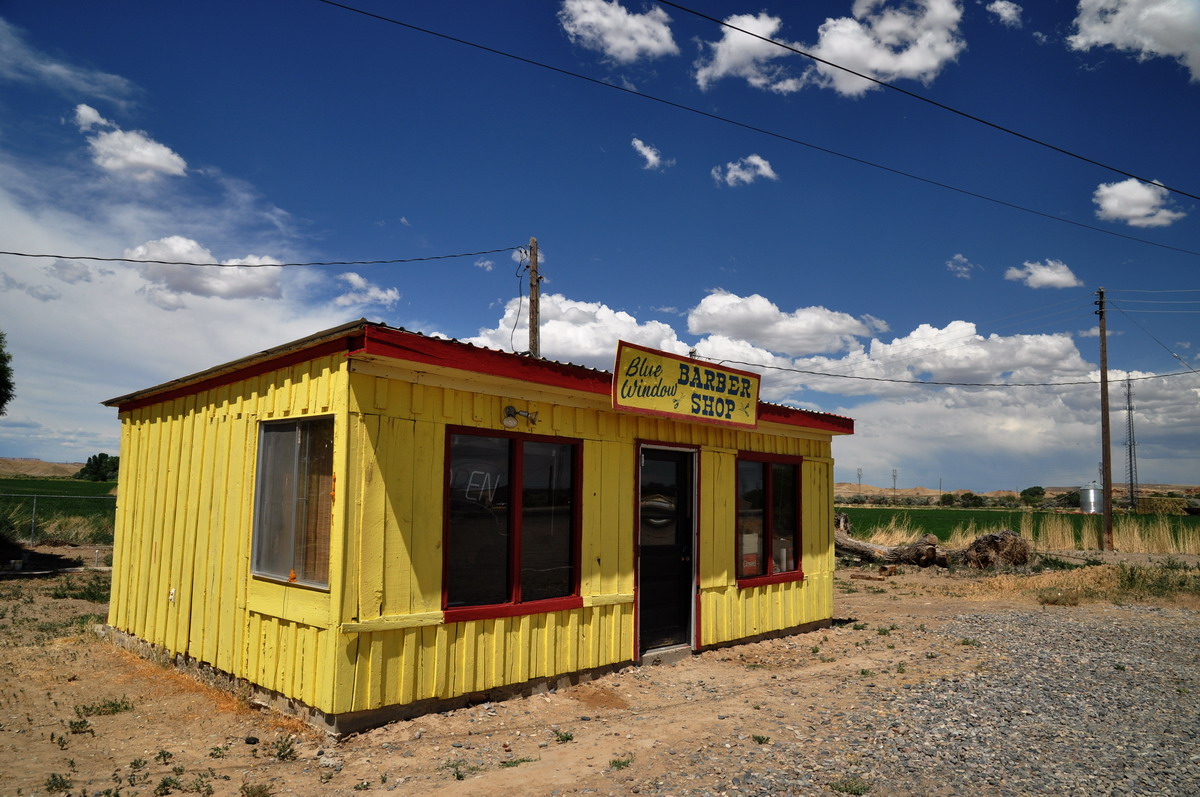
xmin=613 ymin=341 xmax=759 ymax=428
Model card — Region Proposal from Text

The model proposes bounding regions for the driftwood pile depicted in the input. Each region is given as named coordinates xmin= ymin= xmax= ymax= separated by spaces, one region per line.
xmin=834 ymin=512 xmax=1032 ymax=570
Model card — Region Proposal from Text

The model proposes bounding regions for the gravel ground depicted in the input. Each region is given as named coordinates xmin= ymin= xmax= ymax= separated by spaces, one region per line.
xmin=626 ymin=605 xmax=1200 ymax=797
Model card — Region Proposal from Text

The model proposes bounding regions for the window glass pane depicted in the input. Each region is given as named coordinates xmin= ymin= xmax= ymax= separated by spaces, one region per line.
xmin=446 ymin=435 xmax=510 ymax=606
xmin=771 ymin=463 xmax=798 ymax=573
xmin=520 ymin=442 xmax=574 ymax=601
xmin=736 ymin=461 xmax=765 ymax=578
xmin=253 ymin=423 xmax=298 ymax=581
xmin=297 ymin=417 xmax=334 ymax=585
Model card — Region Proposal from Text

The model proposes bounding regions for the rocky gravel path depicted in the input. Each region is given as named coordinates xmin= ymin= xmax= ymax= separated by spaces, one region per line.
xmin=623 ymin=605 xmax=1200 ymax=797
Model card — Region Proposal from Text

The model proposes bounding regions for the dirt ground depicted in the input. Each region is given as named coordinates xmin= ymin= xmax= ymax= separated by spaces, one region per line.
xmin=2 ymin=545 xmax=1197 ymax=797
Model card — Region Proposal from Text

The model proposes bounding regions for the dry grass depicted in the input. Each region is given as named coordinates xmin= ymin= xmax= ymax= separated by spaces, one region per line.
xmin=856 ymin=511 xmax=1197 ymax=556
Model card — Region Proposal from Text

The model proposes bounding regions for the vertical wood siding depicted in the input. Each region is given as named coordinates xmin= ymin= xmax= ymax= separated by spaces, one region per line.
xmin=337 ymin=369 xmax=835 ymax=713
xmin=110 ymin=350 xmax=840 ymax=721
xmin=108 ymin=355 xmax=348 ymax=713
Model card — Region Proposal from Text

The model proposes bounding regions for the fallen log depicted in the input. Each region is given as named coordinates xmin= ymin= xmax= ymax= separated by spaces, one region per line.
xmin=834 ymin=513 xmax=1031 ymax=569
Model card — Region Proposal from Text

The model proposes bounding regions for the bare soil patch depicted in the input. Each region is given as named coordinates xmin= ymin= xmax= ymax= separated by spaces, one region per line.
xmin=2 ymin=552 xmax=1196 ymax=796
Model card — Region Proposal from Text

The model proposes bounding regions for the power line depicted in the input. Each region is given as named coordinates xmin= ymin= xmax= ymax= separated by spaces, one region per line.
xmin=1110 ymin=288 xmax=1200 ymax=293
xmin=310 ymin=1 xmax=1200 ymax=260
xmin=1110 ymin=301 xmax=1199 ymax=374
xmin=702 ymin=356 xmax=1196 ymax=388
xmin=656 ymin=0 xmax=1199 ymax=202
xmin=0 ymin=246 xmax=521 ymax=268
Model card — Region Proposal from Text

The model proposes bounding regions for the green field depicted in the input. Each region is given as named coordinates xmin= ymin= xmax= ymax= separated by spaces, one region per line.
xmin=840 ymin=506 xmax=1200 ymax=544
xmin=0 ymin=477 xmax=117 ymax=545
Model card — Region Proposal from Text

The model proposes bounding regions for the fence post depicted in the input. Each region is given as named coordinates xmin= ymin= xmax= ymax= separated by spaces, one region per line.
xmin=28 ymin=495 xmax=37 ymax=546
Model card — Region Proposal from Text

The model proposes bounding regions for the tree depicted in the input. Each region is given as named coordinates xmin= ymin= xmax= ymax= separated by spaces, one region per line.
xmin=76 ymin=453 xmax=119 ymax=481
xmin=959 ymin=491 xmax=985 ymax=508
xmin=939 ymin=493 xmax=956 ymax=506
xmin=0 ymin=330 xmax=13 ymax=417
xmin=1019 ymin=486 xmax=1045 ymax=507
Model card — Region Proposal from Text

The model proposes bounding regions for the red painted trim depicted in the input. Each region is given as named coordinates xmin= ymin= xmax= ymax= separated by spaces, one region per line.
xmin=737 ymin=570 xmax=806 ymax=589
xmin=361 ymin=325 xmax=612 ymax=396
xmin=115 ymin=338 xmax=354 ymax=413
xmin=114 ymin=321 xmax=853 ymax=436
xmin=443 ymin=595 xmax=584 ymax=624
xmin=442 ymin=426 xmax=585 ymax=614
xmin=759 ymin=402 xmax=854 ymax=434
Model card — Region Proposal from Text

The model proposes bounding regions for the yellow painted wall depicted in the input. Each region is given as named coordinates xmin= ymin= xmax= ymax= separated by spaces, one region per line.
xmin=334 ymin=359 xmax=836 ymax=714
xmin=110 ymin=348 xmax=839 ymax=720
xmin=108 ymin=354 xmax=349 ymax=713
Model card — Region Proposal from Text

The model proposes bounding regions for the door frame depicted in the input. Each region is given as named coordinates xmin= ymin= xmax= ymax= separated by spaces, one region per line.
xmin=635 ymin=443 xmax=698 ymax=656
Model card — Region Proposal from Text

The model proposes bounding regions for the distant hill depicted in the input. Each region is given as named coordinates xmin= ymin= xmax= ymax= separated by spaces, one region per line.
xmin=0 ymin=458 xmax=85 ymax=478
xmin=835 ymin=482 xmax=1199 ymax=498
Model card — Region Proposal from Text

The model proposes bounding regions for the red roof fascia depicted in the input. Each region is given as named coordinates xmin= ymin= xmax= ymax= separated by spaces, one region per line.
xmin=758 ymin=402 xmax=855 ymax=435
xmin=358 ymin=325 xmax=612 ymax=396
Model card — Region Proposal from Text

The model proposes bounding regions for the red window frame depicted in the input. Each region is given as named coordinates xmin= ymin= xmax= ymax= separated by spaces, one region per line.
xmin=735 ymin=452 xmax=804 ymax=589
xmin=442 ymin=426 xmax=583 ymax=623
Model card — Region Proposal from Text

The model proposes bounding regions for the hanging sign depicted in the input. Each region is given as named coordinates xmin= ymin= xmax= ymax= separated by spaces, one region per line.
xmin=613 ymin=341 xmax=759 ymax=428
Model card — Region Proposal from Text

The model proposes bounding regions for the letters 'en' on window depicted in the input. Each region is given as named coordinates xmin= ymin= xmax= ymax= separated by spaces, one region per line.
xmin=444 ymin=430 xmax=580 ymax=615
xmin=252 ymin=417 xmax=334 ymax=588
xmin=736 ymin=454 xmax=802 ymax=585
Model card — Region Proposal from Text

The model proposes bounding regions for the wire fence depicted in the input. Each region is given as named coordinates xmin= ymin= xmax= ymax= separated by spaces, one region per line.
xmin=0 ymin=493 xmax=117 ymax=546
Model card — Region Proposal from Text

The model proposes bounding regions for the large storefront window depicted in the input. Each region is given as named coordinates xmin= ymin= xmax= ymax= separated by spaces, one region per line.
xmin=445 ymin=432 xmax=578 ymax=609
xmin=736 ymin=455 xmax=801 ymax=581
xmin=252 ymin=417 xmax=334 ymax=588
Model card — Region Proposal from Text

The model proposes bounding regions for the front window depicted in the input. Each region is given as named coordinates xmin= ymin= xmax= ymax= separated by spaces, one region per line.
xmin=252 ymin=417 xmax=334 ymax=588
xmin=445 ymin=432 xmax=577 ymax=608
xmin=736 ymin=456 xmax=801 ymax=580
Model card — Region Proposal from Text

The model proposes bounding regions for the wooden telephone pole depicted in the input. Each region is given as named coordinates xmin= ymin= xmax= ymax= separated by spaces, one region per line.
xmin=1096 ymin=287 xmax=1114 ymax=550
xmin=528 ymin=236 xmax=541 ymax=358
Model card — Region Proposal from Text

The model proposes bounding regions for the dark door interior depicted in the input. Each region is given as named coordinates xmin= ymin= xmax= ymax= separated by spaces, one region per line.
xmin=638 ymin=449 xmax=694 ymax=653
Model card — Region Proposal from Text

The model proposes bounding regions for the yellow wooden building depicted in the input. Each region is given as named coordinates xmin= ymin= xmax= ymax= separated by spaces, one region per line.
xmin=104 ymin=320 xmax=853 ymax=734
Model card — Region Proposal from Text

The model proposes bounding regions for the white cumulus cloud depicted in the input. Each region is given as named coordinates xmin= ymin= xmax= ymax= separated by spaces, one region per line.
xmin=1069 ymin=0 xmax=1200 ymax=81
xmin=558 ymin=0 xmax=679 ymax=64
xmin=711 ymin=154 xmax=777 ymax=186
xmin=946 ymin=253 xmax=981 ymax=279
xmin=986 ymin=1 xmax=1023 ymax=27
xmin=333 ymin=272 xmax=400 ymax=309
xmin=801 ymin=0 xmax=966 ymax=96
xmin=1004 ymin=259 xmax=1084 ymax=289
xmin=694 ymin=12 xmax=806 ymax=93
xmin=1092 ymin=178 xmax=1186 ymax=227
xmin=631 ymin=136 xmax=672 ymax=170
xmin=74 ymin=104 xmax=186 ymax=181
xmin=125 ymin=235 xmax=283 ymax=307
xmin=686 ymin=290 xmax=870 ymax=356
xmin=465 ymin=293 xmax=686 ymax=364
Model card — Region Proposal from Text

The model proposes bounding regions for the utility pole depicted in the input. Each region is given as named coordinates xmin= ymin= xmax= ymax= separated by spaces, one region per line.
xmin=1124 ymin=377 xmax=1139 ymax=512
xmin=892 ymin=469 xmax=898 ymax=503
xmin=528 ymin=237 xmax=541 ymax=358
xmin=1096 ymin=287 xmax=1113 ymax=550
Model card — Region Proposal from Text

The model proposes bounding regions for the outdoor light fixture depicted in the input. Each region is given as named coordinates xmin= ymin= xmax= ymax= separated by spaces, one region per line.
xmin=502 ymin=405 xmax=538 ymax=428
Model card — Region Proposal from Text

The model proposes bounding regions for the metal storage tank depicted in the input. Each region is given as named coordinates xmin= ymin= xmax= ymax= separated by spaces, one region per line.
xmin=1080 ymin=482 xmax=1103 ymax=514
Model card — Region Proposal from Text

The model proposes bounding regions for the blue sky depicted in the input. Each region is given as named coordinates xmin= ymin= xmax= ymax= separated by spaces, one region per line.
xmin=1 ymin=0 xmax=1197 ymax=492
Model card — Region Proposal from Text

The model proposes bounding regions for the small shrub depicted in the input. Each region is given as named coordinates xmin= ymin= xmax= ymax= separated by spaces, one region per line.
xmin=438 ymin=759 xmax=480 ymax=781
xmin=209 ymin=743 xmax=229 ymax=759
xmin=751 ymin=734 xmax=770 ymax=744
xmin=830 ymin=775 xmax=871 ymax=794
xmin=45 ymin=772 xmax=73 ymax=793
xmin=236 ymin=782 xmax=272 ymax=797
xmin=76 ymin=696 xmax=133 ymax=716
xmin=609 ymin=754 xmax=634 ymax=770
xmin=68 ymin=718 xmax=94 ymax=735
xmin=155 ymin=749 xmax=174 ymax=765
xmin=852 ymin=623 xmax=867 ymax=630
xmin=155 ymin=776 xmax=183 ymax=796
xmin=553 ymin=729 xmax=573 ymax=743
xmin=959 ymin=638 xmax=982 ymax=647
xmin=269 ymin=734 xmax=297 ymax=761
xmin=499 ymin=757 xmax=536 ymax=768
